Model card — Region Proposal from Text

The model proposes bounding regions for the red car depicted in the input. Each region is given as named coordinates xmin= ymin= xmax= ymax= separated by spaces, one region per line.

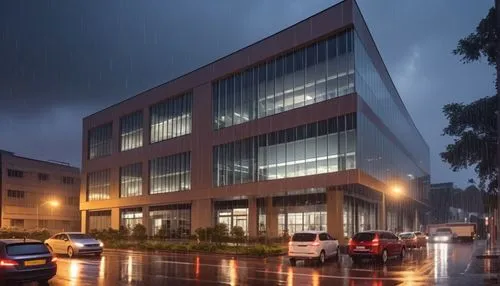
xmin=399 ymin=232 xmax=426 ymax=249
xmin=348 ymin=231 xmax=405 ymax=264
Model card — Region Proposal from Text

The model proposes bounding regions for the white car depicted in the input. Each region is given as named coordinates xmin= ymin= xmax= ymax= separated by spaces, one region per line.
xmin=288 ymin=231 xmax=339 ymax=266
xmin=45 ymin=232 xmax=103 ymax=258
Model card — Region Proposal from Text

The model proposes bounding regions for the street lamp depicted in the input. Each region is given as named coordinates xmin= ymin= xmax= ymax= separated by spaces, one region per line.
xmin=37 ymin=200 xmax=60 ymax=230
xmin=392 ymin=185 xmax=403 ymax=196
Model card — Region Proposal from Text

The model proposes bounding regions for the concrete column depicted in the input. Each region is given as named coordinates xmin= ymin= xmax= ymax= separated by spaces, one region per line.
xmin=142 ymin=206 xmax=150 ymax=236
xmin=81 ymin=210 xmax=87 ymax=233
xmin=110 ymin=168 xmax=120 ymax=199
xmin=191 ymin=199 xmax=212 ymax=232
xmin=266 ymin=197 xmax=278 ymax=238
xmin=327 ymin=188 xmax=344 ymax=244
xmin=414 ymin=208 xmax=419 ymax=232
xmin=111 ymin=207 xmax=120 ymax=230
xmin=378 ymin=193 xmax=386 ymax=230
xmin=248 ymin=197 xmax=257 ymax=237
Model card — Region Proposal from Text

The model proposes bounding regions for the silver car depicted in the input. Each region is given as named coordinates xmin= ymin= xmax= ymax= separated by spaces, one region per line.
xmin=44 ymin=232 xmax=103 ymax=258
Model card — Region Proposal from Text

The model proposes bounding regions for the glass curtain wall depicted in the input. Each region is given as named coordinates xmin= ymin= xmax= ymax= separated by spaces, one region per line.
xmin=150 ymin=152 xmax=191 ymax=194
xmin=343 ymin=195 xmax=378 ymax=237
xmin=121 ymin=208 xmax=143 ymax=230
xmin=88 ymin=123 xmax=112 ymax=159
xmin=120 ymin=163 xmax=143 ymax=197
xmin=150 ymin=92 xmax=193 ymax=143
xmin=213 ymin=114 xmax=356 ymax=187
xmin=272 ymin=190 xmax=327 ymax=236
xmin=212 ymin=29 xmax=354 ymax=130
xmin=87 ymin=169 xmax=111 ymax=201
xmin=214 ymin=200 xmax=249 ymax=233
xmin=120 ymin=111 xmax=143 ymax=151
xmin=88 ymin=210 xmax=111 ymax=231
xmin=149 ymin=204 xmax=191 ymax=238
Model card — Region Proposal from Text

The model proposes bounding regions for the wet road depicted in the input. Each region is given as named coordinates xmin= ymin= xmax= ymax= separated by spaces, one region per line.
xmin=28 ymin=241 xmax=500 ymax=285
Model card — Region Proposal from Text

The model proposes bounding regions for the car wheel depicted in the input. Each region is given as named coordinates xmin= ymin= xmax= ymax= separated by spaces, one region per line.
xmin=400 ymin=248 xmax=405 ymax=260
xmin=289 ymin=258 xmax=296 ymax=266
xmin=37 ymin=280 xmax=49 ymax=286
xmin=380 ymin=249 xmax=388 ymax=264
xmin=67 ymin=246 xmax=74 ymax=258
xmin=318 ymin=250 xmax=326 ymax=265
xmin=334 ymin=246 xmax=340 ymax=260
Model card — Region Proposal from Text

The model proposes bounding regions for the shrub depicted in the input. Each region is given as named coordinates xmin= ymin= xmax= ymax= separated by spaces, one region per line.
xmin=132 ymin=224 xmax=147 ymax=241
xmin=157 ymin=226 xmax=167 ymax=239
xmin=212 ymin=223 xmax=229 ymax=244
xmin=119 ymin=226 xmax=130 ymax=239
xmin=230 ymin=226 xmax=245 ymax=245
xmin=195 ymin=227 xmax=207 ymax=241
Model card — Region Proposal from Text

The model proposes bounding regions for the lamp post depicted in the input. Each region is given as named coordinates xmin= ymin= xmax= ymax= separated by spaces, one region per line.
xmin=36 ymin=200 xmax=59 ymax=230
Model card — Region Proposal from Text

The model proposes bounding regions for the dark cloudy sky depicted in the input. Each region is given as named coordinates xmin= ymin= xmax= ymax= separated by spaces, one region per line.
xmin=0 ymin=0 xmax=494 ymax=188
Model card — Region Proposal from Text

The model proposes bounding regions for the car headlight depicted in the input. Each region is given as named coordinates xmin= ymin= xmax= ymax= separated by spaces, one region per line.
xmin=99 ymin=241 xmax=104 ymax=247
xmin=74 ymin=242 xmax=85 ymax=248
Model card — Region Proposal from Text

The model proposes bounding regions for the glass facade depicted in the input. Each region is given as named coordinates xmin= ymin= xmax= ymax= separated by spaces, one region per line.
xmin=273 ymin=190 xmax=327 ymax=236
xmin=87 ymin=169 xmax=111 ymax=201
xmin=150 ymin=92 xmax=193 ymax=143
xmin=149 ymin=152 xmax=191 ymax=194
xmin=88 ymin=210 xmax=111 ymax=231
xmin=149 ymin=204 xmax=191 ymax=237
xmin=120 ymin=163 xmax=143 ymax=198
xmin=88 ymin=123 xmax=112 ymax=159
xmin=214 ymin=200 xmax=249 ymax=233
xmin=120 ymin=111 xmax=143 ymax=151
xmin=212 ymin=29 xmax=354 ymax=129
xmin=213 ymin=113 xmax=356 ymax=187
xmin=121 ymin=208 xmax=143 ymax=230
xmin=343 ymin=195 xmax=377 ymax=238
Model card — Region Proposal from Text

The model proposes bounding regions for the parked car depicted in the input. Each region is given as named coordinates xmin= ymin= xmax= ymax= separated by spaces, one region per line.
xmin=45 ymin=232 xmax=103 ymax=258
xmin=430 ymin=228 xmax=454 ymax=243
xmin=348 ymin=231 xmax=405 ymax=264
xmin=288 ymin=231 xmax=339 ymax=266
xmin=0 ymin=239 xmax=57 ymax=284
xmin=412 ymin=231 xmax=428 ymax=248
xmin=399 ymin=232 xmax=424 ymax=249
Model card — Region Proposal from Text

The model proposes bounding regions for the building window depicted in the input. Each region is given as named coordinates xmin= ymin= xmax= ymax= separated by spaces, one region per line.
xmin=150 ymin=152 xmax=191 ymax=194
xmin=7 ymin=169 xmax=23 ymax=178
xmin=87 ymin=170 xmax=111 ymax=201
xmin=88 ymin=123 xmax=113 ymax=159
xmin=38 ymin=173 xmax=49 ymax=181
xmin=88 ymin=210 xmax=111 ymax=231
xmin=7 ymin=190 xmax=25 ymax=199
xmin=213 ymin=29 xmax=354 ymax=130
xmin=150 ymin=92 xmax=192 ymax=143
xmin=62 ymin=176 xmax=75 ymax=185
xmin=120 ymin=111 xmax=143 ymax=151
xmin=39 ymin=220 xmax=49 ymax=228
xmin=214 ymin=200 xmax=249 ymax=234
xmin=121 ymin=208 xmax=143 ymax=230
xmin=149 ymin=204 xmax=191 ymax=238
xmin=213 ymin=113 xmax=356 ymax=187
xmin=120 ymin=163 xmax=142 ymax=197
xmin=10 ymin=219 xmax=24 ymax=228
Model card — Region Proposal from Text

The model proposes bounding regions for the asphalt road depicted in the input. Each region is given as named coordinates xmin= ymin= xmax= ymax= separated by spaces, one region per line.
xmin=21 ymin=240 xmax=500 ymax=285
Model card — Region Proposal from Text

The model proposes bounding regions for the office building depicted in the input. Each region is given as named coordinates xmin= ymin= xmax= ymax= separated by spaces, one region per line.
xmin=0 ymin=150 xmax=80 ymax=232
xmin=80 ymin=0 xmax=430 ymax=241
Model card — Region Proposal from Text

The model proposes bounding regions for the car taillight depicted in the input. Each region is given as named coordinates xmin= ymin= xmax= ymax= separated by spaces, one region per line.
xmin=348 ymin=238 xmax=353 ymax=246
xmin=51 ymin=257 xmax=58 ymax=262
xmin=371 ymin=237 xmax=379 ymax=247
xmin=413 ymin=237 xmax=417 ymax=241
xmin=0 ymin=259 xmax=18 ymax=267
xmin=311 ymin=241 xmax=320 ymax=247
xmin=288 ymin=241 xmax=292 ymax=246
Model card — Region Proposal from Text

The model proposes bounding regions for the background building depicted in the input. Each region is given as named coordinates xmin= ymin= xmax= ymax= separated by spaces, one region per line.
xmin=80 ymin=0 xmax=429 ymax=242
xmin=0 ymin=150 xmax=80 ymax=232
xmin=430 ymin=183 xmax=484 ymax=224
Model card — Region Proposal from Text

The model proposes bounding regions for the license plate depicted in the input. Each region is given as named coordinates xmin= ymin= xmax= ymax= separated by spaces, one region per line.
xmin=25 ymin=259 xmax=46 ymax=266
xmin=356 ymin=246 xmax=365 ymax=249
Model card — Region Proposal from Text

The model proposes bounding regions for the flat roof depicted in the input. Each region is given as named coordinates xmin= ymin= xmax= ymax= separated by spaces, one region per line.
xmin=0 ymin=149 xmax=79 ymax=170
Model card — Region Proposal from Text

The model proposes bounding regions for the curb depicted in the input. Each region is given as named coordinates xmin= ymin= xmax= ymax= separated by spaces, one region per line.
xmin=103 ymin=248 xmax=287 ymax=259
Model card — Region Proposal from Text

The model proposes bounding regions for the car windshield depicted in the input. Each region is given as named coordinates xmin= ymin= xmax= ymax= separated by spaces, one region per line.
xmin=436 ymin=228 xmax=452 ymax=234
xmin=291 ymin=233 xmax=316 ymax=242
xmin=6 ymin=243 xmax=50 ymax=256
xmin=68 ymin=234 xmax=94 ymax=240
xmin=399 ymin=233 xmax=415 ymax=239
xmin=353 ymin=232 xmax=376 ymax=241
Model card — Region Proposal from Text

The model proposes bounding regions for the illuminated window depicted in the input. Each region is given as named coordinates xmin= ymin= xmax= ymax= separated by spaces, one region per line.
xmin=120 ymin=163 xmax=142 ymax=197
xmin=120 ymin=111 xmax=143 ymax=151
xmin=87 ymin=170 xmax=110 ymax=201
xmin=150 ymin=92 xmax=192 ymax=143
xmin=88 ymin=123 xmax=112 ymax=159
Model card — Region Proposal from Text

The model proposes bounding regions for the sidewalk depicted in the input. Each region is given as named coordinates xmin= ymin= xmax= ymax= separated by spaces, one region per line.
xmin=476 ymin=239 xmax=500 ymax=259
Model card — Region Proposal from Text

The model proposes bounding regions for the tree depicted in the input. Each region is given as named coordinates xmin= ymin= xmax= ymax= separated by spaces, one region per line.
xmin=211 ymin=223 xmax=229 ymax=245
xmin=442 ymin=6 xmax=498 ymax=193
xmin=441 ymin=95 xmax=497 ymax=192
